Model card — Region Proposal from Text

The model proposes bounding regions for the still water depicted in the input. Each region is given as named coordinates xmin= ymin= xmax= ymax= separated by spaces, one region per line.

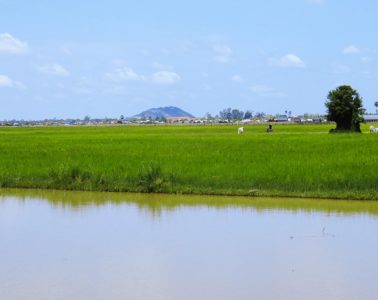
xmin=1 ymin=189 xmax=378 ymax=300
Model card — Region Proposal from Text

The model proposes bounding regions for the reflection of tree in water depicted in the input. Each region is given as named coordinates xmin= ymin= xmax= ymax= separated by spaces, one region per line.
xmin=1 ymin=188 xmax=378 ymax=218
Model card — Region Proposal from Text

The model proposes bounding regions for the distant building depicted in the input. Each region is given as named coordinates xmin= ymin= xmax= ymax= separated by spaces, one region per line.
xmin=363 ymin=114 xmax=378 ymax=123
xmin=292 ymin=117 xmax=302 ymax=123
xmin=275 ymin=115 xmax=288 ymax=122
xmin=64 ymin=119 xmax=75 ymax=125
xmin=166 ymin=116 xmax=196 ymax=123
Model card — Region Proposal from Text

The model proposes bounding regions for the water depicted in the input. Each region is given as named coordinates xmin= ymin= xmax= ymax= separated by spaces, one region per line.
xmin=1 ymin=189 xmax=378 ymax=300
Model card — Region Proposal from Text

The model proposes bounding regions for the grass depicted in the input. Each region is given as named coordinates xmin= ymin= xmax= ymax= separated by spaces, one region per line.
xmin=0 ymin=123 xmax=377 ymax=199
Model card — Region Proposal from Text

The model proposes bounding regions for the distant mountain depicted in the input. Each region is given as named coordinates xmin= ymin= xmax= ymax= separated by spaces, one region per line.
xmin=131 ymin=106 xmax=195 ymax=119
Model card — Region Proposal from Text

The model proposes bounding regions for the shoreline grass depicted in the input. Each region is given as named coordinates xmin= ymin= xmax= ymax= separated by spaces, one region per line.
xmin=0 ymin=123 xmax=377 ymax=200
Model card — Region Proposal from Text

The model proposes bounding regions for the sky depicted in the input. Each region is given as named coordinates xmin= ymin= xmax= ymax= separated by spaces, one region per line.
xmin=1 ymin=0 xmax=378 ymax=120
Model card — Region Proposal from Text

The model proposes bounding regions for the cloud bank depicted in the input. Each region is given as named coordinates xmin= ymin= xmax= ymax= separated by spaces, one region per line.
xmin=269 ymin=54 xmax=306 ymax=68
xmin=0 ymin=74 xmax=25 ymax=89
xmin=342 ymin=45 xmax=361 ymax=55
xmin=38 ymin=64 xmax=70 ymax=77
xmin=105 ymin=67 xmax=145 ymax=82
xmin=214 ymin=45 xmax=232 ymax=63
xmin=152 ymin=71 xmax=181 ymax=85
xmin=0 ymin=33 xmax=29 ymax=54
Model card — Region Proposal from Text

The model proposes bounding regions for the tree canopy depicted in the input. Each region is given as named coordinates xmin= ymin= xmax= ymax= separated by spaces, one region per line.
xmin=325 ymin=85 xmax=365 ymax=132
xmin=219 ymin=108 xmax=255 ymax=121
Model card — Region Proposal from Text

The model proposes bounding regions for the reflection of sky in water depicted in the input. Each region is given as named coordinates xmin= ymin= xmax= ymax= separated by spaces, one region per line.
xmin=0 ymin=190 xmax=378 ymax=300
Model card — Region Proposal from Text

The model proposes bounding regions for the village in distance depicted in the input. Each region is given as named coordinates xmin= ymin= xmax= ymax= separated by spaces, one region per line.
xmin=2 ymin=103 xmax=378 ymax=127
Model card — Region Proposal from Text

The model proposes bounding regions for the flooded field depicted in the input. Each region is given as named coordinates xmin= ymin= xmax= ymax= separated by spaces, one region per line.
xmin=1 ymin=189 xmax=378 ymax=300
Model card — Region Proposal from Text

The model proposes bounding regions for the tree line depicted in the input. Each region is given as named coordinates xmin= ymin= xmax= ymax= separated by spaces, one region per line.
xmin=214 ymin=109 xmax=267 ymax=121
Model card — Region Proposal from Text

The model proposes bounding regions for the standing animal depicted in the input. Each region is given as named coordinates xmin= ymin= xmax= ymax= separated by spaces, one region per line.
xmin=238 ymin=127 xmax=244 ymax=134
xmin=370 ymin=126 xmax=378 ymax=133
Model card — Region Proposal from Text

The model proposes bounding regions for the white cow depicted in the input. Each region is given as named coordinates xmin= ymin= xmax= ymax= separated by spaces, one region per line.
xmin=238 ymin=127 xmax=244 ymax=134
xmin=370 ymin=126 xmax=378 ymax=133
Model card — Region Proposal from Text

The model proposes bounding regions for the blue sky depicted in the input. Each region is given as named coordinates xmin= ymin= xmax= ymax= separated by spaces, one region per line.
xmin=1 ymin=0 xmax=378 ymax=119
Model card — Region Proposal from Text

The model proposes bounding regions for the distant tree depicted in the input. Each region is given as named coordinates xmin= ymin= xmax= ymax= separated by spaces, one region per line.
xmin=219 ymin=109 xmax=226 ymax=120
xmin=84 ymin=115 xmax=91 ymax=121
xmin=244 ymin=110 xmax=253 ymax=119
xmin=226 ymin=108 xmax=232 ymax=121
xmin=255 ymin=112 xmax=266 ymax=118
xmin=231 ymin=109 xmax=244 ymax=121
xmin=219 ymin=108 xmax=256 ymax=121
xmin=219 ymin=108 xmax=232 ymax=121
xmin=205 ymin=112 xmax=213 ymax=119
xmin=120 ymin=115 xmax=125 ymax=120
xmin=325 ymin=85 xmax=365 ymax=132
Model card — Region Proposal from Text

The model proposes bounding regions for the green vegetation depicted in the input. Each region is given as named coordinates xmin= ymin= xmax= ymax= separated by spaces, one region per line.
xmin=325 ymin=85 xmax=365 ymax=132
xmin=0 ymin=123 xmax=377 ymax=199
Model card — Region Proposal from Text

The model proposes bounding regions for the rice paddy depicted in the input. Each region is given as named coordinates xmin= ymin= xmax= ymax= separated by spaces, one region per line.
xmin=0 ymin=123 xmax=377 ymax=199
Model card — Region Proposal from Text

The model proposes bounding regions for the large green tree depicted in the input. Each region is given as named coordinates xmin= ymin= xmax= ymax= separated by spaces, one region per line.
xmin=325 ymin=85 xmax=365 ymax=132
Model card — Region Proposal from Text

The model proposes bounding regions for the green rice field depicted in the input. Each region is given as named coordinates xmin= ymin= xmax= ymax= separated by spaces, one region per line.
xmin=0 ymin=123 xmax=377 ymax=199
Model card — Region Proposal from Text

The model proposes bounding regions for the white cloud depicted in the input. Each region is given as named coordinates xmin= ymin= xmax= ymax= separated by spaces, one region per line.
xmin=105 ymin=67 xmax=180 ymax=85
xmin=0 ymin=33 xmax=29 ymax=54
xmin=105 ymin=67 xmax=145 ymax=82
xmin=152 ymin=62 xmax=174 ymax=71
xmin=203 ymin=83 xmax=212 ymax=91
xmin=141 ymin=49 xmax=150 ymax=56
xmin=342 ymin=45 xmax=361 ymax=55
xmin=231 ymin=74 xmax=243 ymax=82
xmin=214 ymin=45 xmax=232 ymax=63
xmin=61 ymin=46 xmax=72 ymax=55
xmin=152 ymin=71 xmax=181 ymax=85
xmin=38 ymin=63 xmax=70 ymax=77
xmin=159 ymin=42 xmax=193 ymax=56
xmin=306 ymin=0 xmax=325 ymax=5
xmin=361 ymin=56 xmax=374 ymax=64
xmin=0 ymin=74 xmax=25 ymax=89
xmin=160 ymin=48 xmax=171 ymax=55
xmin=269 ymin=54 xmax=306 ymax=68
xmin=74 ymin=77 xmax=97 ymax=95
xmin=111 ymin=59 xmax=128 ymax=67
xmin=250 ymin=85 xmax=286 ymax=98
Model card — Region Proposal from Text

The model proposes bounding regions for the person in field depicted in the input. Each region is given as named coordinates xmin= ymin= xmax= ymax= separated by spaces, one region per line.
xmin=238 ymin=127 xmax=244 ymax=134
xmin=267 ymin=124 xmax=273 ymax=133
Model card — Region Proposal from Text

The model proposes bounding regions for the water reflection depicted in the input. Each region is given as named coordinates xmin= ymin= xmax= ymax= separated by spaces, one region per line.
xmin=1 ymin=188 xmax=378 ymax=217
xmin=1 ymin=189 xmax=378 ymax=300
